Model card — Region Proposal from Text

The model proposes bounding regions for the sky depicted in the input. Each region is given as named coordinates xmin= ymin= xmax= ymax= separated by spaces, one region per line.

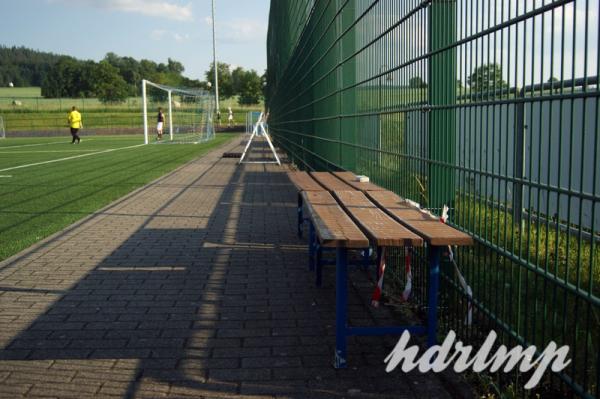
xmin=0 ymin=0 xmax=270 ymax=80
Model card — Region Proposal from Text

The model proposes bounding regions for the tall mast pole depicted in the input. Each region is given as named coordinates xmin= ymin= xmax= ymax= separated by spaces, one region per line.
xmin=211 ymin=0 xmax=220 ymax=121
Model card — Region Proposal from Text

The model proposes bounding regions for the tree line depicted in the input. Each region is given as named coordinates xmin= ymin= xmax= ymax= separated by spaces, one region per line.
xmin=0 ymin=46 xmax=61 ymax=87
xmin=0 ymin=45 xmax=265 ymax=105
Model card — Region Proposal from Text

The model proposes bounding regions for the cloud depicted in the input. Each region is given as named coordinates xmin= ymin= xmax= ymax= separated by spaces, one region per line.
xmin=204 ymin=17 xmax=267 ymax=43
xmin=172 ymin=33 xmax=190 ymax=42
xmin=150 ymin=29 xmax=190 ymax=42
xmin=150 ymin=29 xmax=167 ymax=40
xmin=49 ymin=0 xmax=193 ymax=21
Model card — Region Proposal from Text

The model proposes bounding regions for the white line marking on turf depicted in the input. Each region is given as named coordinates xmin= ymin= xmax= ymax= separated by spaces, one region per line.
xmin=0 ymin=144 xmax=145 ymax=172
xmin=0 ymin=150 xmax=99 ymax=154
xmin=0 ymin=141 xmax=69 ymax=149
xmin=0 ymin=175 xmax=12 ymax=178
xmin=0 ymin=137 xmax=101 ymax=149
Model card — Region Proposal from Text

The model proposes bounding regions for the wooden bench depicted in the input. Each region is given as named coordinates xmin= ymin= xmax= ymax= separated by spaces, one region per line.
xmin=310 ymin=171 xmax=356 ymax=191
xmin=288 ymin=170 xmax=474 ymax=366
xmin=332 ymin=171 xmax=386 ymax=192
xmin=367 ymin=191 xmax=473 ymax=246
xmin=288 ymin=171 xmax=326 ymax=192
xmin=287 ymin=172 xmax=326 ymax=238
xmin=333 ymin=190 xmax=422 ymax=247
xmin=301 ymin=191 xmax=368 ymax=248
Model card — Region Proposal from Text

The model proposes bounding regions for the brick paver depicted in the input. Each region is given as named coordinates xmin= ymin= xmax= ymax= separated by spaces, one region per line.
xmin=0 ymin=137 xmax=471 ymax=398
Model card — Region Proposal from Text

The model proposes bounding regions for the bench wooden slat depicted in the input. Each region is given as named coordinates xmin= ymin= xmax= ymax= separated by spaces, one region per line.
xmin=287 ymin=171 xmax=326 ymax=191
xmin=367 ymin=191 xmax=474 ymax=246
xmin=333 ymin=171 xmax=386 ymax=192
xmin=333 ymin=191 xmax=422 ymax=247
xmin=302 ymin=191 xmax=369 ymax=248
xmin=310 ymin=172 xmax=356 ymax=191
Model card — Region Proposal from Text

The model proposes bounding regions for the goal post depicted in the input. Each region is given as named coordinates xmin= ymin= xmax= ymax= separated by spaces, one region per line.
xmin=142 ymin=79 xmax=215 ymax=144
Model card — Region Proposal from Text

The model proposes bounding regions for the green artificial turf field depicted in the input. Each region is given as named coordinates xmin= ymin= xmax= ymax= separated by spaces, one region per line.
xmin=0 ymin=133 xmax=238 ymax=261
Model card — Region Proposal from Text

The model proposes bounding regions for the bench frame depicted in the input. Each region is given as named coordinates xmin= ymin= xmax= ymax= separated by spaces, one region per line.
xmin=305 ymin=216 xmax=443 ymax=368
xmin=290 ymin=171 xmax=468 ymax=368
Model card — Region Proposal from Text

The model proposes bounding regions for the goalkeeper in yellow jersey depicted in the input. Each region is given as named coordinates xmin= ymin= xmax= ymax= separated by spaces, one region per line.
xmin=67 ymin=106 xmax=82 ymax=144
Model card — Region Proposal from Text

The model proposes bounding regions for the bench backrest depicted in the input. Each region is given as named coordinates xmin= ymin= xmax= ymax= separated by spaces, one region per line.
xmin=333 ymin=190 xmax=422 ymax=247
xmin=367 ymin=191 xmax=473 ymax=246
xmin=302 ymin=191 xmax=369 ymax=248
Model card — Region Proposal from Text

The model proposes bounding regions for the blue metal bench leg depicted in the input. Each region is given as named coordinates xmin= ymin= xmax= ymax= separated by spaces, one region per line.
xmin=334 ymin=247 xmax=348 ymax=368
xmin=316 ymin=244 xmax=323 ymax=287
xmin=427 ymin=246 xmax=442 ymax=348
xmin=308 ymin=222 xmax=315 ymax=271
xmin=297 ymin=193 xmax=303 ymax=238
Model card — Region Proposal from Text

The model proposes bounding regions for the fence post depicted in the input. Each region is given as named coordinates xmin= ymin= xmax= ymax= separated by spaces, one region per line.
xmin=514 ymin=89 xmax=526 ymax=228
xmin=336 ymin=0 xmax=343 ymax=169
xmin=339 ymin=0 xmax=356 ymax=171
xmin=428 ymin=0 xmax=457 ymax=213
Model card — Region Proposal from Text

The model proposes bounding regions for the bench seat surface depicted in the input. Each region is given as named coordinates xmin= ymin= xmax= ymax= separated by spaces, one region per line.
xmin=367 ymin=191 xmax=474 ymax=246
xmin=333 ymin=171 xmax=386 ymax=192
xmin=302 ymin=191 xmax=369 ymax=248
xmin=287 ymin=171 xmax=326 ymax=191
xmin=333 ymin=190 xmax=422 ymax=247
xmin=310 ymin=172 xmax=356 ymax=191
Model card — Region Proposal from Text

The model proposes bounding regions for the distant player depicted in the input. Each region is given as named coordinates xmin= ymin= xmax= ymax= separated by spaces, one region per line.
xmin=67 ymin=106 xmax=82 ymax=144
xmin=227 ymin=107 xmax=234 ymax=127
xmin=156 ymin=107 xmax=165 ymax=140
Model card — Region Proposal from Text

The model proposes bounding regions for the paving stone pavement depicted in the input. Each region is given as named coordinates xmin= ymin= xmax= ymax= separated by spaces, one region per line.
xmin=0 ymin=137 xmax=472 ymax=398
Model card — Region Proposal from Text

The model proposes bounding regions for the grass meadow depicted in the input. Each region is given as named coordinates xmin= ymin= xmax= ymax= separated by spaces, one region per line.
xmin=0 ymin=133 xmax=239 ymax=261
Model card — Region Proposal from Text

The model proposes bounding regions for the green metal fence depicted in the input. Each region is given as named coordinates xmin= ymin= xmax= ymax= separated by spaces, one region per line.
xmin=266 ymin=1 xmax=599 ymax=397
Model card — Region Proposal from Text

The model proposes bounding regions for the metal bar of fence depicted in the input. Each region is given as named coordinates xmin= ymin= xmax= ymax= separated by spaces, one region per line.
xmin=272 ymin=127 xmax=600 ymax=204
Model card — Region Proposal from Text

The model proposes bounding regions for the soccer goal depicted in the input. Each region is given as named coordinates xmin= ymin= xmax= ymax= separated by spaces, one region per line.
xmin=142 ymin=79 xmax=215 ymax=144
xmin=0 ymin=116 xmax=5 ymax=139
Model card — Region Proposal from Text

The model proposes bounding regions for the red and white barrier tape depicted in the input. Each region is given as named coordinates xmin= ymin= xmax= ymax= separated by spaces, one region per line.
xmin=369 ymin=202 xmax=473 ymax=325
xmin=371 ymin=247 xmax=386 ymax=308
xmin=441 ymin=205 xmax=473 ymax=326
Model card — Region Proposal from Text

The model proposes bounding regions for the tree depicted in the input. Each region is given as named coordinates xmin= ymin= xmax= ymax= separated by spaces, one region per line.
xmin=467 ymin=63 xmax=507 ymax=93
xmin=205 ymin=62 xmax=234 ymax=99
xmin=41 ymin=56 xmax=80 ymax=97
xmin=231 ymin=66 xmax=245 ymax=94
xmin=237 ymin=69 xmax=263 ymax=105
xmin=93 ymin=61 xmax=128 ymax=103
xmin=167 ymin=58 xmax=184 ymax=74
xmin=409 ymin=76 xmax=427 ymax=89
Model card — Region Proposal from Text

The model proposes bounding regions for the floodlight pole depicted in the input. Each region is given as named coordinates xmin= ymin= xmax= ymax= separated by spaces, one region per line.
xmin=168 ymin=90 xmax=174 ymax=141
xmin=211 ymin=0 xmax=220 ymax=122
xmin=142 ymin=79 xmax=148 ymax=144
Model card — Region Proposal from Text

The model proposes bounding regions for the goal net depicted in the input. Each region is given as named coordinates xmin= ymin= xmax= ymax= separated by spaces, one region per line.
xmin=142 ymin=79 xmax=215 ymax=144
xmin=0 ymin=116 xmax=5 ymax=139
